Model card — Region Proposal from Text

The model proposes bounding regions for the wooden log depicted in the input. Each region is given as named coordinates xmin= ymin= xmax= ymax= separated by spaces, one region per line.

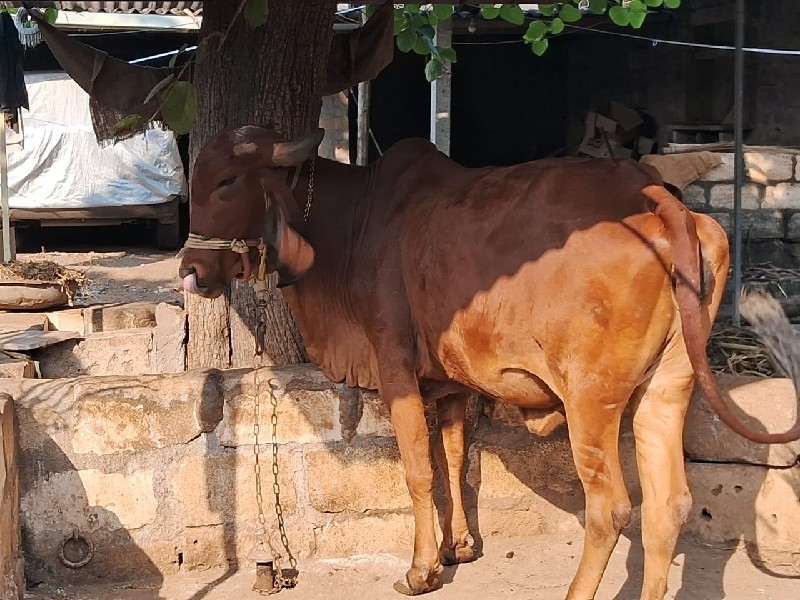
xmin=0 ymin=393 xmax=23 ymax=599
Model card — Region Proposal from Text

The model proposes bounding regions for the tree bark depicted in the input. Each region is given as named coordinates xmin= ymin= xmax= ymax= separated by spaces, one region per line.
xmin=186 ymin=0 xmax=336 ymax=369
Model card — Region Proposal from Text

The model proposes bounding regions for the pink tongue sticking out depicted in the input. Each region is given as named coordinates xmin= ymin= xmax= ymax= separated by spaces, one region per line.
xmin=183 ymin=272 xmax=200 ymax=294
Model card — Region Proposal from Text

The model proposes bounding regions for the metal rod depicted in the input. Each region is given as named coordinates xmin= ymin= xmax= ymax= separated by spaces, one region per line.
xmin=356 ymin=81 xmax=371 ymax=166
xmin=732 ymin=0 xmax=745 ymax=325
xmin=1 ymin=113 xmax=11 ymax=263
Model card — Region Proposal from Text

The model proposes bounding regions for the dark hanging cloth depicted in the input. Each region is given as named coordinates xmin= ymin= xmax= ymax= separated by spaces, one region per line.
xmin=0 ymin=12 xmax=29 ymax=111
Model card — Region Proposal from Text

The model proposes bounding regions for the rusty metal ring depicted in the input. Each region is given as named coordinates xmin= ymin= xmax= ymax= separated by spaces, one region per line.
xmin=58 ymin=530 xmax=94 ymax=569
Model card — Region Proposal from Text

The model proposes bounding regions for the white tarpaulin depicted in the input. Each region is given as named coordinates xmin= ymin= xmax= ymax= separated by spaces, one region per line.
xmin=7 ymin=71 xmax=187 ymax=210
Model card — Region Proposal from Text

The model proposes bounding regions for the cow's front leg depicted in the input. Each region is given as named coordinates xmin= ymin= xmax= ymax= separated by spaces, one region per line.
xmin=381 ymin=372 xmax=442 ymax=595
xmin=432 ymin=392 xmax=475 ymax=565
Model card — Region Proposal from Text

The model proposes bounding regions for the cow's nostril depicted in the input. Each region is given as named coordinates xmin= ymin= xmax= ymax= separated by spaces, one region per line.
xmin=179 ymin=266 xmax=196 ymax=279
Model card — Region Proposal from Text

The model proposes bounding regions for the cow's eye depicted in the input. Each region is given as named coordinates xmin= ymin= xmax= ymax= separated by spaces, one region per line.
xmin=217 ymin=177 xmax=236 ymax=189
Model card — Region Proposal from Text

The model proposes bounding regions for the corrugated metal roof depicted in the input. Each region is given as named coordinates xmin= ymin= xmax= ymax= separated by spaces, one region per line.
xmin=1 ymin=2 xmax=203 ymax=15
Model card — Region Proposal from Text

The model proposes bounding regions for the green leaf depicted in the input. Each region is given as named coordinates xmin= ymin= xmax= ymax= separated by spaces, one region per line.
xmin=480 ymin=4 xmax=500 ymax=20
xmin=549 ymin=17 xmax=565 ymax=35
xmin=589 ymin=0 xmax=608 ymax=13
xmin=412 ymin=35 xmax=431 ymax=55
xmin=243 ymin=0 xmax=268 ymax=28
xmin=424 ymin=58 xmax=444 ymax=82
xmin=438 ymin=46 xmax=458 ymax=63
xmin=160 ymin=81 xmax=197 ymax=135
xmin=418 ymin=24 xmax=436 ymax=39
xmin=523 ymin=20 xmax=548 ymax=42
xmin=43 ymin=7 xmax=58 ymax=25
xmin=71 ymin=6 xmax=84 ymax=12
xmin=629 ymin=0 xmax=646 ymax=11
xmin=393 ymin=13 xmax=406 ymax=35
xmin=664 ymin=0 xmax=681 ymax=7
xmin=112 ymin=114 xmax=144 ymax=137
xmin=608 ymin=5 xmax=630 ymax=26
xmin=431 ymin=4 xmax=453 ymax=21
xmin=531 ymin=38 xmax=549 ymax=57
xmin=630 ymin=9 xmax=646 ymax=28
xmin=644 ymin=0 xmax=664 ymax=5
xmin=144 ymin=74 xmax=175 ymax=105
xmin=499 ymin=4 xmax=525 ymax=25
xmin=169 ymin=43 xmax=188 ymax=69
xmin=366 ymin=4 xmax=380 ymax=18
xmin=396 ymin=28 xmax=416 ymax=53
xmin=537 ymin=4 xmax=556 ymax=17
xmin=559 ymin=4 xmax=582 ymax=23
xmin=405 ymin=4 xmax=421 ymax=14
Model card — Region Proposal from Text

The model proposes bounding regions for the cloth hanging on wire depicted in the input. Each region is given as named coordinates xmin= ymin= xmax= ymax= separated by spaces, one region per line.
xmin=0 ymin=11 xmax=29 ymax=111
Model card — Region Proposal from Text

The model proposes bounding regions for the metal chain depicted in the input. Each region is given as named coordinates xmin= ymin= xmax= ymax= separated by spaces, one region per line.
xmin=252 ymin=303 xmax=298 ymax=594
xmin=303 ymin=159 xmax=315 ymax=223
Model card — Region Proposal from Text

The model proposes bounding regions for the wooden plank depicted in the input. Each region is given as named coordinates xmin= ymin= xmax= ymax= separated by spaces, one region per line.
xmin=0 ymin=393 xmax=24 ymax=599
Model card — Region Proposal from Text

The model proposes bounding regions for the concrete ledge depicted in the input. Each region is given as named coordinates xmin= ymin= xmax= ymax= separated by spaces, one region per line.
xmin=0 ymin=367 xmax=797 ymax=586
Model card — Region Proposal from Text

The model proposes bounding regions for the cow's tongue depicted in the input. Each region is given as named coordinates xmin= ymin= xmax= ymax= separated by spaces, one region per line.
xmin=182 ymin=272 xmax=200 ymax=294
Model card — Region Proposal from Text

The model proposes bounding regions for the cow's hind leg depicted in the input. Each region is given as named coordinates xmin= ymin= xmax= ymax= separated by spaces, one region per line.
xmin=565 ymin=393 xmax=632 ymax=600
xmin=432 ymin=392 xmax=475 ymax=565
xmin=630 ymin=359 xmax=694 ymax=600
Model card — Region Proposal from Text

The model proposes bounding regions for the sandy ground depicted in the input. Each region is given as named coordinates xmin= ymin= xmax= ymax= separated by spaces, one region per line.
xmin=24 ymin=533 xmax=800 ymax=600
xmin=16 ymin=248 xmax=184 ymax=308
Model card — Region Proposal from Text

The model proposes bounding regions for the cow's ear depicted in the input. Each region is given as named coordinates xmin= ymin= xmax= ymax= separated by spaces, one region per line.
xmin=274 ymin=221 xmax=315 ymax=287
xmin=271 ymin=129 xmax=325 ymax=167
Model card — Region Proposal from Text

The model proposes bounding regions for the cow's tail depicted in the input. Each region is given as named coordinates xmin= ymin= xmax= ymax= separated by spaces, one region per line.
xmin=642 ymin=184 xmax=800 ymax=444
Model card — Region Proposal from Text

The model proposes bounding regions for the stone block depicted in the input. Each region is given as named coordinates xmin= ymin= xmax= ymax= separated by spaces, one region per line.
xmin=685 ymin=375 xmax=800 ymax=467
xmin=763 ymin=182 xmax=800 ymax=209
xmin=84 ymin=302 xmax=158 ymax=334
xmin=217 ymin=366 xmax=343 ymax=447
xmin=701 ymin=153 xmax=734 ymax=181
xmin=0 ymin=352 xmax=35 ymax=378
xmin=743 ymin=210 xmax=785 ymax=239
xmin=152 ymin=303 xmax=186 ymax=373
xmin=1 ymin=394 xmax=24 ymax=600
xmin=0 ymin=312 xmax=47 ymax=332
xmin=682 ymin=184 xmax=708 ymax=209
xmin=0 ymin=369 xmax=225 ymax=455
xmin=788 ymin=213 xmax=800 ymax=240
xmin=306 ymin=445 xmax=409 ymax=513
xmin=36 ymin=328 xmax=153 ymax=378
xmin=45 ymin=308 xmax=85 ymax=335
xmin=172 ymin=451 xmax=300 ymax=528
xmin=745 ymin=152 xmax=794 ymax=183
xmin=356 ymin=389 xmax=394 ymax=438
xmin=685 ymin=463 xmax=800 ymax=574
xmin=708 ymin=184 xmax=761 ymax=209
xmin=312 ymin=513 xmax=415 ymax=557
xmin=706 ymin=212 xmax=732 ymax=234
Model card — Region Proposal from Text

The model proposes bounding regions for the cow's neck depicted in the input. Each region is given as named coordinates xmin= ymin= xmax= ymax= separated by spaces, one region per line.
xmin=281 ymin=157 xmax=379 ymax=388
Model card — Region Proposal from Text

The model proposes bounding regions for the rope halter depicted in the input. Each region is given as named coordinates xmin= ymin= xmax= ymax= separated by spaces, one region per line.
xmin=183 ymin=234 xmax=269 ymax=293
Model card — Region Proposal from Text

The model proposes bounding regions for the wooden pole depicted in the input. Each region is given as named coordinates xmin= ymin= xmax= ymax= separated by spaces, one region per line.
xmin=1 ymin=114 xmax=11 ymax=262
xmin=356 ymin=80 xmax=371 ymax=166
xmin=0 ymin=394 xmax=24 ymax=600
xmin=430 ymin=19 xmax=452 ymax=155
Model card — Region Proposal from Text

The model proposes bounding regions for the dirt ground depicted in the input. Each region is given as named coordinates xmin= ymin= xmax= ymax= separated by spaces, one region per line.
xmin=25 ymin=532 xmax=799 ymax=600
xmin=16 ymin=248 xmax=183 ymax=307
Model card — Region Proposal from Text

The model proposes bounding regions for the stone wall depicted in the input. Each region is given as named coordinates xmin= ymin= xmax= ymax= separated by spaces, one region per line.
xmin=0 ymin=368 xmax=797 ymax=587
xmin=683 ymin=151 xmax=800 ymax=244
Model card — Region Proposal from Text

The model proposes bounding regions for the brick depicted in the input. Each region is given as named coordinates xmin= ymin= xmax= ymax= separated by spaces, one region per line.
xmin=685 ymin=463 xmax=800 ymax=572
xmin=763 ymin=182 xmax=800 ymax=209
xmin=788 ymin=213 xmax=800 ymax=240
xmin=745 ymin=152 xmax=794 ymax=183
xmin=682 ymin=184 xmax=708 ymax=209
xmin=701 ymin=153 xmax=734 ymax=181
xmin=172 ymin=452 xmax=299 ymax=528
xmin=706 ymin=212 xmax=732 ymax=234
xmin=708 ymin=184 xmax=761 ymax=209
xmin=1 ymin=395 xmax=24 ymax=600
xmin=305 ymin=445 xmax=409 ymax=513
xmin=712 ymin=210 xmax=785 ymax=239
xmin=685 ymin=375 xmax=800 ymax=467
xmin=152 ymin=303 xmax=186 ymax=373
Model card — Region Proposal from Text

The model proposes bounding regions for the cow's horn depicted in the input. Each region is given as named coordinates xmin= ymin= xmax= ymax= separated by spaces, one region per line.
xmin=271 ymin=129 xmax=325 ymax=167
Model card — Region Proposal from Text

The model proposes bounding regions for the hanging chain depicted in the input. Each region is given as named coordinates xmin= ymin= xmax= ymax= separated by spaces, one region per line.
xmin=252 ymin=303 xmax=298 ymax=594
xmin=303 ymin=159 xmax=316 ymax=223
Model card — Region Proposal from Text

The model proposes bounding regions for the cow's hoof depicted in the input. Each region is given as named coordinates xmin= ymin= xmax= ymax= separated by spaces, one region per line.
xmin=392 ymin=563 xmax=442 ymax=596
xmin=440 ymin=534 xmax=475 ymax=565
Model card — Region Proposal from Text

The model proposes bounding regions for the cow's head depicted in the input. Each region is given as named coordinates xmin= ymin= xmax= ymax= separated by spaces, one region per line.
xmin=179 ymin=125 xmax=324 ymax=298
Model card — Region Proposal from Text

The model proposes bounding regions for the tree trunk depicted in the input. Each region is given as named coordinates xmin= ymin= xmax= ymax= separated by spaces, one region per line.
xmin=186 ymin=0 xmax=336 ymax=369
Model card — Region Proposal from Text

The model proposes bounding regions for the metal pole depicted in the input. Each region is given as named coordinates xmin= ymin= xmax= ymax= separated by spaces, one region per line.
xmin=430 ymin=19 xmax=452 ymax=155
xmin=732 ymin=0 xmax=744 ymax=325
xmin=1 ymin=113 xmax=11 ymax=263
xmin=356 ymin=81 xmax=371 ymax=166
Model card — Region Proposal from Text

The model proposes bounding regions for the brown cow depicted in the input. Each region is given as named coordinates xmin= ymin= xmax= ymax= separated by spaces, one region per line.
xmin=180 ymin=125 xmax=800 ymax=599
